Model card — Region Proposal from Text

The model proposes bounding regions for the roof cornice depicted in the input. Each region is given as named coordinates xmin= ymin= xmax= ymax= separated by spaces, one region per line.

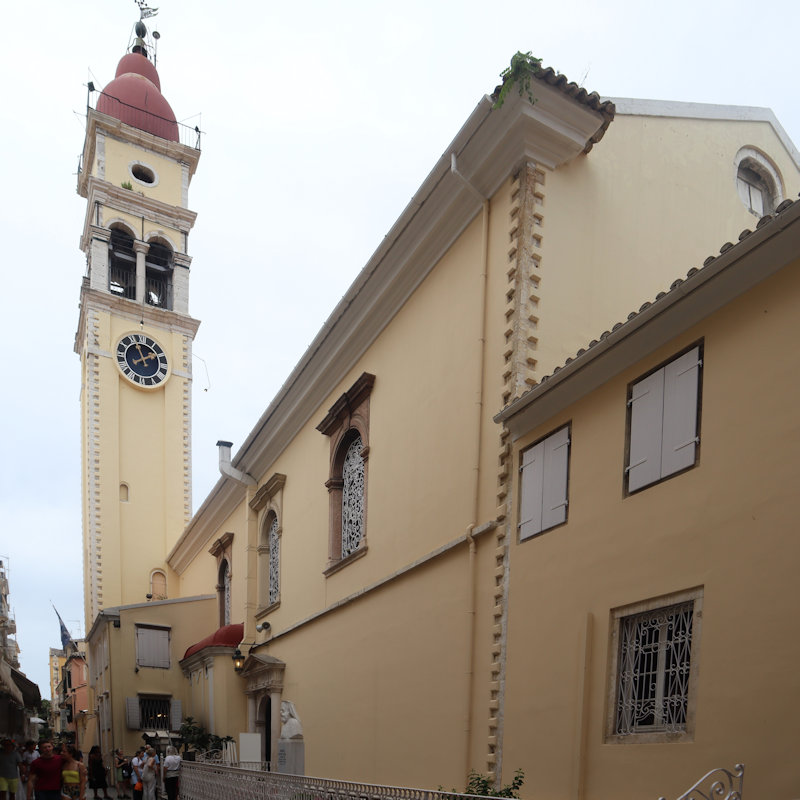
xmin=78 ymin=109 xmax=201 ymax=199
xmin=168 ymin=79 xmax=612 ymax=566
xmin=79 ymin=176 xmax=198 ymax=254
xmin=74 ymin=284 xmax=200 ymax=355
xmin=496 ymin=199 xmax=800 ymax=438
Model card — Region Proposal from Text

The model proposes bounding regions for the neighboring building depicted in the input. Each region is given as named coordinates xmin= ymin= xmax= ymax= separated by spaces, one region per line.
xmin=49 ymin=648 xmax=67 ymax=705
xmin=87 ymin=596 xmax=217 ymax=756
xmin=495 ymin=195 xmax=800 ymax=800
xmin=0 ymin=560 xmax=19 ymax=670
xmin=75 ymin=19 xmax=800 ymax=798
xmin=53 ymin=641 xmax=88 ymax=747
xmin=0 ymin=560 xmax=41 ymax=739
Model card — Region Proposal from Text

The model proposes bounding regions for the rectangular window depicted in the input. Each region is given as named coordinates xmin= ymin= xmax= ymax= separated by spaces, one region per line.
xmin=607 ymin=588 xmax=702 ymax=743
xmin=126 ymin=696 xmax=182 ymax=731
xmin=626 ymin=346 xmax=701 ymax=492
xmin=135 ymin=625 xmax=170 ymax=668
xmin=519 ymin=425 xmax=570 ymax=540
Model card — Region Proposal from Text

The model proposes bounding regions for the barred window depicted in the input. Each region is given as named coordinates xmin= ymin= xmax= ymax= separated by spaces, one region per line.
xmin=608 ymin=589 xmax=702 ymax=742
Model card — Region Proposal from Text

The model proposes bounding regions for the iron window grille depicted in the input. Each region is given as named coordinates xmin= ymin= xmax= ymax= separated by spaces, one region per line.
xmin=615 ymin=600 xmax=694 ymax=735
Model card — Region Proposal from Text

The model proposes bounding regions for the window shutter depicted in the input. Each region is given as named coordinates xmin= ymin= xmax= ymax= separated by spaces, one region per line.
xmin=136 ymin=627 xmax=171 ymax=668
xmin=627 ymin=369 xmax=665 ymax=491
xmin=126 ymin=697 xmax=140 ymax=730
xmin=541 ymin=427 xmax=570 ymax=531
xmin=170 ymin=698 xmax=182 ymax=731
xmin=661 ymin=347 xmax=700 ymax=478
xmin=519 ymin=441 xmax=544 ymax=540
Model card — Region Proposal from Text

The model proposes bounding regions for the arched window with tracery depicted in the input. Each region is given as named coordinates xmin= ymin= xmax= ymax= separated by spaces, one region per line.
xmin=250 ymin=473 xmax=286 ymax=614
xmin=317 ymin=372 xmax=374 ymax=574
xmin=341 ymin=434 xmax=365 ymax=558
xmin=218 ymin=559 xmax=231 ymax=627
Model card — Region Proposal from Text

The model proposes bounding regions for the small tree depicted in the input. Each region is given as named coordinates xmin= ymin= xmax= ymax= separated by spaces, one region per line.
xmin=465 ymin=768 xmax=525 ymax=799
xmin=492 ymin=52 xmax=541 ymax=109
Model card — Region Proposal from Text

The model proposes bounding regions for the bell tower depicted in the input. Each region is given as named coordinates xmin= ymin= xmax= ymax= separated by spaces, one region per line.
xmin=75 ymin=18 xmax=201 ymax=628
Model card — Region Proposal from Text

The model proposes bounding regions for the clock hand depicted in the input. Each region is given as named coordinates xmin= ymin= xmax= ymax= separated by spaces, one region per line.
xmin=132 ymin=346 xmax=157 ymax=367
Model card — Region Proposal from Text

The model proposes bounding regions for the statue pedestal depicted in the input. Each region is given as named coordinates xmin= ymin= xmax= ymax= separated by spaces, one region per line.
xmin=276 ymin=739 xmax=305 ymax=775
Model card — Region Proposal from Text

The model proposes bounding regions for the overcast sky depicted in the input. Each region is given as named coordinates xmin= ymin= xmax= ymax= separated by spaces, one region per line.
xmin=2 ymin=0 xmax=799 ymax=697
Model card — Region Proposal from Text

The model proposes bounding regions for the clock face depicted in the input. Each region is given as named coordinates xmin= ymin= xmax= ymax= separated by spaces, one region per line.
xmin=115 ymin=334 xmax=169 ymax=387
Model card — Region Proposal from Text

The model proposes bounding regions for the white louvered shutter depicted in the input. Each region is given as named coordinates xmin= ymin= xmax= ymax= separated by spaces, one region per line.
xmin=519 ymin=441 xmax=544 ymax=540
xmin=541 ymin=427 xmax=570 ymax=531
xmin=170 ymin=699 xmax=182 ymax=731
xmin=661 ymin=347 xmax=700 ymax=478
xmin=126 ymin=697 xmax=140 ymax=729
xmin=627 ymin=369 xmax=665 ymax=491
xmin=136 ymin=627 xmax=170 ymax=668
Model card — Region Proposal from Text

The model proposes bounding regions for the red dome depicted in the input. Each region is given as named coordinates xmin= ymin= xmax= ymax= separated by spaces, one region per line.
xmin=115 ymin=53 xmax=161 ymax=90
xmin=97 ymin=52 xmax=178 ymax=142
xmin=183 ymin=623 xmax=244 ymax=659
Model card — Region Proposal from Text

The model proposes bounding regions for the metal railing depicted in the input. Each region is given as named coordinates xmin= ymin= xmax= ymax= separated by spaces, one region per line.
xmin=180 ymin=763 xmax=506 ymax=800
xmin=659 ymin=763 xmax=744 ymax=800
xmin=180 ymin=761 xmax=745 ymax=800
xmin=92 ymin=90 xmax=201 ymax=149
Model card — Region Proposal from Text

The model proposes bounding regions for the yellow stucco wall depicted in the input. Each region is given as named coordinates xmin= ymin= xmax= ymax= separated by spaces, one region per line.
xmin=536 ymin=114 xmax=800 ymax=378
xmin=504 ymin=258 xmax=800 ymax=800
xmin=101 ymin=134 xmax=185 ymax=210
xmin=80 ymin=309 xmax=190 ymax=619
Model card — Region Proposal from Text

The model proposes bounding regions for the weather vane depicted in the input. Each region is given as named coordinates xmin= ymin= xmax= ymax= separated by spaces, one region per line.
xmin=134 ymin=0 xmax=159 ymax=20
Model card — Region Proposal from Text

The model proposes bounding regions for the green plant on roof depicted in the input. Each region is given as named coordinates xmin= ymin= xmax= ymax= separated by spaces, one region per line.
xmin=493 ymin=51 xmax=542 ymax=110
xmin=121 ymin=180 xmax=133 ymax=190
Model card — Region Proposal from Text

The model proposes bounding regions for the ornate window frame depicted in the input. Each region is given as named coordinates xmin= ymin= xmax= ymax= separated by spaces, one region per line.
xmin=316 ymin=372 xmax=375 ymax=575
xmin=250 ymin=473 xmax=286 ymax=616
xmin=209 ymin=532 xmax=234 ymax=627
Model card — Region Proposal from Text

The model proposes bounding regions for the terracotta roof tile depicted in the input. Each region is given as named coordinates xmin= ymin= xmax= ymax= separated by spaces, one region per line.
xmin=491 ymin=63 xmax=616 ymax=152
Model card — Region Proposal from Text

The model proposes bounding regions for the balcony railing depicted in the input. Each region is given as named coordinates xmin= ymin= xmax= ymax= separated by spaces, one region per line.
xmin=87 ymin=90 xmax=201 ymax=150
xmin=180 ymin=763 xmax=506 ymax=800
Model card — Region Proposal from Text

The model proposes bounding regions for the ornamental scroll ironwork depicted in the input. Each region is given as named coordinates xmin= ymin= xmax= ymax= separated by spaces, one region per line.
xmin=268 ymin=516 xmax=280 ymax=605
xmin=341 ymin=435 xmax=364 ymax=558
xmin=616 ymin=600 xmax=693 ymax=735
xmin=659 ymin=763 xmax=744 ymax=800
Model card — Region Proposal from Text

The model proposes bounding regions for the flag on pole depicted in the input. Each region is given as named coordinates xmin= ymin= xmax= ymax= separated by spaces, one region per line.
xmin=53 ymin=606 xmax=77 ymax=655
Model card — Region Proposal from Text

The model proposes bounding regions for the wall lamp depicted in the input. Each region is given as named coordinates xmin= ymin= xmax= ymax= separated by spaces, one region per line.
xmin=231 ymin=649 xmax=245 ymax=673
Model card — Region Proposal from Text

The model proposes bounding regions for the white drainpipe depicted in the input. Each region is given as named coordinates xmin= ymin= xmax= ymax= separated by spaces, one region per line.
xmin=216 ymin=440 xmax=256 ymax=486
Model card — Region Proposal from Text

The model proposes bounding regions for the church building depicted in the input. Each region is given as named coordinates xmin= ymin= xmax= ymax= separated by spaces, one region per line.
xmin=76 ymin=18 xmax=800 ymax=800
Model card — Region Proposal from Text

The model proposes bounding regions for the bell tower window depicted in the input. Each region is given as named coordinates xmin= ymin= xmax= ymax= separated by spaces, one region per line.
xmin=145 ymin=240 xmax=173 ymax=309
xmin=108 ymin=228 xmax=136 ymax=299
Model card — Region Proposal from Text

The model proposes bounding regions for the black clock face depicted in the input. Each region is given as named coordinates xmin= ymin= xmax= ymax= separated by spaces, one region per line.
xmin=115 ymin=334 xmax=169 ymax=387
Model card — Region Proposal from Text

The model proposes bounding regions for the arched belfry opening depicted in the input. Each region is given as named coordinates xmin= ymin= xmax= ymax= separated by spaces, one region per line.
xmin=108 ymin=227 xmax=136 ymax=299
xmin=144 ymin=238 xmax=173 ymax=309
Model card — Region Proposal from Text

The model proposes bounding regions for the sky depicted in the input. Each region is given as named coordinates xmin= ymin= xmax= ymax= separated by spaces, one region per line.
xmin=2 ymin=0 xmax=799 ymax=697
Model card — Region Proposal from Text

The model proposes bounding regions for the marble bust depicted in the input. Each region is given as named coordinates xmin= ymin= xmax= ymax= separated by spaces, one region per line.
xmin=279 ymin=700 xmax=303 ymax=740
